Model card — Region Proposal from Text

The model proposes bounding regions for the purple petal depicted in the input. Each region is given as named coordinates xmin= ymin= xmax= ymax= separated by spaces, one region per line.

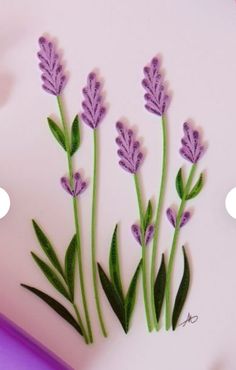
xmin=145 ymin=224 xmax=154 ymax=245
xmin=180 ymin=122 xmax=205 ymax=164
xmin=131 ymin=224 xmax=142 ymax=245
xmin=60 ymin=177 xmax=73 ymax=196
xmin=166 ymin=208 xmax=176 ymax=227
xmin=180 ymin=211 xmax=191 ymax=227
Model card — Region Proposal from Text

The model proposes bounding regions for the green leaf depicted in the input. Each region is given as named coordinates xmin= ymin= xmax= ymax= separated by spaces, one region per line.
xmin=98 ymin=263 xmax=126 ymax=332
xmin=47 ymin=118 xmax=66 ymax=151
xmin=143 ymin=200 xmax=153 ymax=231
xmin=32 ymin=220 xmax=64 ymax=278
xmin=176 ymin=168 xmax=184 ymax=199
xmin=154 ymin=253 xmax=166 ymax=323
xmin=65 ymin=235 xmax=77 ymax=302
xmin=109 ymin=225 xmax=124 ymax=301
xmin=186 ymin=173 xmax=204 ymax=200
xmin=21 ymin=284 xmax=82 ymax=336
xmin=31 ymin=252 xmax=71 ymax=302
xmin=70 ymin=115 xmax=80 ymax=156
xmin=125 ymin=260 xmax=142 ymax=332
xmin=172 ymin=246 xmax=190 ymax=330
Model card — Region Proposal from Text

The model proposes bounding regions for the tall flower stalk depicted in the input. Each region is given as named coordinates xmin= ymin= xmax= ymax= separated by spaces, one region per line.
xmin=115 ymin=121 xmax=153 ymax=331
xmin=37 ymin=36 xmax=93 ymax=342
xmin=81 ymin=72 xmax=107 ymax=337
xmin=165 ymin=122 xmax=205 ymax=330
xmin=142 ymin=57 xmax=170 ymax=330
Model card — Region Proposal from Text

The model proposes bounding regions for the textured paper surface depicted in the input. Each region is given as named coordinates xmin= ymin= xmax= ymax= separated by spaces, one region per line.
xmin=0 ymin=0 xmax=236 ymax=369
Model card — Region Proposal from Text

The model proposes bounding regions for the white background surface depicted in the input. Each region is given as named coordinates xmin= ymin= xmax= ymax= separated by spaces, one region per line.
xmin=0 ymin=0 xmax=236 ymax=369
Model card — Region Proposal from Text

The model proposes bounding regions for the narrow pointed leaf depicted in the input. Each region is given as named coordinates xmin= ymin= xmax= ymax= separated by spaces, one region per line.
xmin=186 ymin=173 xmax=204 ymax=200
xmin=176 ymin=168 xmax=184 ymax=199
xmin=172 ymin=246 xmax=190 ymax=330
xmin=65 ymin=235 xmax=77 ymax=302
xmin=70 ymin=115 xmax=80 ymax=156
xmin=109 ymin=225 xmax=124 ymax=301
xmin=31 ymin=252 xmax=70 ymax=301
xmin=98 ymin=263 xmax=126 ymax=332
xmin=47 ymin=118 xmax=66 ymax=151
xmin=154 ymin=253 xmax=166 ymax=322
xmin=21 ymin=284 xmax=82 ymax=336
xmin=143 ymin=200 xmax=153 ymax=231
xmin=125 ymin=260 xmax=142 ymax=332
xmin=32 ymin=220 xmax=64 ymax=278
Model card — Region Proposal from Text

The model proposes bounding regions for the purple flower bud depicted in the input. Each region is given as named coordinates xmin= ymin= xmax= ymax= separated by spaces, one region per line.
xmin=180 ymin=122 xmax=205 ymax=164
xmin=38 ymin=36 xmax=66 ymax=96
xmin=81 ymin=72 xmax=106 ymax=129
xmin=115 ymin=122 xmax=143 ymax=174
xmin=142 ymin=57 xmax=169 ymax=116
xmin=131 ymin=223 xmax=154 ymax=246
xmin=167 ymin=207 xmax=191 ymax=228
xmin=60 ymin=172 xmax=87 ymax=197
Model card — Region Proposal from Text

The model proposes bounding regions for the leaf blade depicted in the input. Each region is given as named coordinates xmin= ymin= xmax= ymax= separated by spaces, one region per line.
xmin=31 ymin=252 xmax=70 ymax=301
xmin=154 ymin=253 xmax=166 ymax=323
xmin=143 ymin=200 xmax=153 ymax=231
xmin=98 ymin=263 xmax=126 ymax=332
xmin=65 ymin=235 xmax=77 ymax=302
xmin=176 ymin=168 xmax=184 ymax=199
xmin=186 ymin=173 xmax=204 ymax=200
xmin=109 ymin=225 xmax=124 ymax=301
xmin=172 ymin=246 xmax=190 ymax=330
xmin=70 ymin=115 xmax=80 ymax=156
xmin=125 ymin=260 xmax=142 ymax=332
xmin=21 ymin=284 xmax=82 ymax=336
xmin=47 ymin=118 xmax=66 ymax=151
xmin=32 ymin=220 xmax=64 ymax=278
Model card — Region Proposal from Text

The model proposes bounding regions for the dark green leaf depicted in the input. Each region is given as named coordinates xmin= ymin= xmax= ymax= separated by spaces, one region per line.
xmin=172 ymin=246 xmax=190 ymax=330
xmin=125 ymin=260 xmax=142 ymax=332
xmin=176 ymin=168 xmax=184 ymax=199
xmin=154 ymin=253 xmax=166 ymax=322
xmin=31 ymin=252 xmax=70 ymax=301
xmin=70 ymin=115 xmax=80 ymax=156
xmin=47 ymin=118 xmax=66 ymax=151
xmin=109 ymin=225 xmax=124 ymax=301
xmin=186 ymin=173 xmax=204 ymax=200
xmin=21 ymin=284 xmax=82 ymax=336
xmin=65 ymin=235 xmax=77 ymax=302
xmin=32 ymin=220 xmax=64 ymax=278
xmin=143 ymin=200 xmax=153 ymax=231
xmin=98 ymin=263 xmax=126 ymax=332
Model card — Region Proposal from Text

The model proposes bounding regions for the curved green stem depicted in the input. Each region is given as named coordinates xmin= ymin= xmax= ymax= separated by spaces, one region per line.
xmin=165 ymin=164 xmax=196 ymax=330
xmin=91 ymin=130 xmax=107 ymax=337
xmin=57 ymin=96 xmax=93 ymax=343
xmin=134 ymin=174 xmax=152 ymax=332
xmin=150 ymin=115 xmax=167 ymax=330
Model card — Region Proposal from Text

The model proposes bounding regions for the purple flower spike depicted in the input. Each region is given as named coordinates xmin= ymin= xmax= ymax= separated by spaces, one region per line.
xmin=142 ymin=57 xmax=169 ymax=116
xmin=38 ymin=36 xmax=66 ymax=96
xmin=81 ymin=72 xmax=106 ymax=129
xmin=115 ymin=122 xmax=143 ymax=174
xmin=180 ymin=122 xmax=205 ymax=164
xmin=180 ymin=211 xmax=191 ymax=227
xmin=166 ymin=208 xmax=177 ymax=227
xmin=61 ymin=172 xmax=87 ymax=197
xmin=131 ymin=224 xmax=154 ymax=246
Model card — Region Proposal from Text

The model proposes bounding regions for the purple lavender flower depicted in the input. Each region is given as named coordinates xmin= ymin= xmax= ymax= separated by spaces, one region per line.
xmin=81 ymin=73 xmax=106 ymax=129
xmin=37 ymin=36 xmax=66 ymax=96
xmin=61 ymin=172 xmax=87 ymax=197
xmin=115 ymin=122 xmax=143 ymax=174
xmin=180 ymin=122 xmax=205 ymax=164
xmin=166 ymin=207 xmax=191 ymax=228
xmin=142 ymin=57 xmax=169 ymax=116
xmin=131 ymin=224 xmax=154 ymax=246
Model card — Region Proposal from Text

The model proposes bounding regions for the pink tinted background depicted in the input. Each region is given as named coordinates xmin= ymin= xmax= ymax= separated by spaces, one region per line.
xmin=0 ymin=0 xmax=236 ymax=369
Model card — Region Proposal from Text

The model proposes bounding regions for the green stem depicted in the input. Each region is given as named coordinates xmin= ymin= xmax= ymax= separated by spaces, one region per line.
xmin=57 ymin=96 xmax=93 ymax=343
xmin=73 ymin=303 xmax=89 ymax=344
xmin=91 ymin=130 xmax=108 ymax=337
xmin=134 ymin=174 xmax=152 ymax=332
xmin=165 ymin=164 xmax=196 ymax=330
xmin=150 ymin=115 xmax=167 ymax=330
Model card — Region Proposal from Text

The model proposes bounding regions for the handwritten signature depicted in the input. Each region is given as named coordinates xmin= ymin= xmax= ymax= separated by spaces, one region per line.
xmin=179 ymin=312 xmax=198 ymax=327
